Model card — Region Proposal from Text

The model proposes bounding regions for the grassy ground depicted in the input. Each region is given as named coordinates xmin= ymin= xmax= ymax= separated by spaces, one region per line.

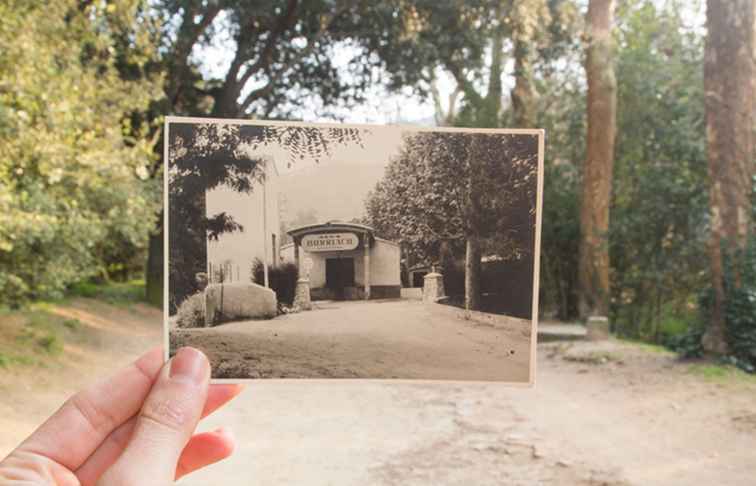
xmin=68 ymin=279 xmax=147 ymax=305
xmin=0 ymin=302 xmax=81 ymax=368
xmin=0 ymin=280 xmax=148 ymax=369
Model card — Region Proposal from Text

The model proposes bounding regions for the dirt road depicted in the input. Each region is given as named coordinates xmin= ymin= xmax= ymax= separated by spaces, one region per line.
xmin=2 ymin=298 xmax=755 ymax=485
xmin=171 ymin=299 xmax=532 ymax=381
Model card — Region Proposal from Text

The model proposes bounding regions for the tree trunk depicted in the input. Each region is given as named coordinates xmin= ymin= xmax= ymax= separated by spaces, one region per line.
xmin=702 ymin=0 xmax=754 ymax=354
xmin=465 ymin=235 xmax=482 ymax=311
xmin=511 ymin=35 xmax=537 ymax=128
xmin=145 ymin=226 xmax=163 ymax=307
xmin=578 ymin=0 xmax=617 ymax=318
xmin=510 ymin=3 xmax=537 ymax=129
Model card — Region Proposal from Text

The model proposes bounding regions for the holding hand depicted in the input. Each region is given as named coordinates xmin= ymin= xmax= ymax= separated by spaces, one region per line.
xmin=0 ymin=347 xmax=242 ymax=485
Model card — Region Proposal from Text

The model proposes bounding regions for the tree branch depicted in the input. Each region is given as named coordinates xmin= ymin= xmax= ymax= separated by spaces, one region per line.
xmin=236 ymin=0 xmax=300 ymax=88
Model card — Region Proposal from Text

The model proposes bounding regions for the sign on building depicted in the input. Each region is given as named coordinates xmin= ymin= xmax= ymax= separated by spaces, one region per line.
xmin=301 ymin=232 xmax=359 ymax=252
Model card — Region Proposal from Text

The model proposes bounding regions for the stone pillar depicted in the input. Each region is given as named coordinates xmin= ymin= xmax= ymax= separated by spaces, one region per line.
xmin=293 ymin=278 xmax=312 ymax=311
xmin=422 ymin=272 xmax=445 ymax=303
xmin=586 ymin=315 xmax=610 ymax=340
xmin=363 ymin=232 xmax=371 ymax=300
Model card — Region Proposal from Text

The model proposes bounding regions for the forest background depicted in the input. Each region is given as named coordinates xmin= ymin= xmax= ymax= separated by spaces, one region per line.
xmin=0 ymin=0 xmax=753 ymax=370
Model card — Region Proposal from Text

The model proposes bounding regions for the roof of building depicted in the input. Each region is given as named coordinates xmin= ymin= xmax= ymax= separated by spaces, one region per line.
xmin=286 ymin=221 xmax=375 ymax=238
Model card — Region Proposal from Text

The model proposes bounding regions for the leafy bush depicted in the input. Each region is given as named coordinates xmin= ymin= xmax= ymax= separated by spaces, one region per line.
xmin=721 ymin=241 xmax=756 ymax=372
xmin=690 ymin=239 xmax=756 ymax=372
xmin=69 ymin=280 xmax=146 ymax=305
xmin=0 ymin=1 xmax=161 ymax=306
xmin=666 ymin=325 xmax=705 ymax=359
xmin=175 ymin=292 xmax=206 ymax=329
xmin=251 ymin=259 xmax=298 ymax=305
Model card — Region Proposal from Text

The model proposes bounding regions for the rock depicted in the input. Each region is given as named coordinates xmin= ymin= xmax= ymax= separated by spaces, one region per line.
xmin=205 ymin=282 xmax=277 ymax=325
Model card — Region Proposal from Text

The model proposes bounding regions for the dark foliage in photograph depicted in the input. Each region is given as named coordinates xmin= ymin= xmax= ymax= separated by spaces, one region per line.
xmin=251 ymin=259 xmax=299 ymax=306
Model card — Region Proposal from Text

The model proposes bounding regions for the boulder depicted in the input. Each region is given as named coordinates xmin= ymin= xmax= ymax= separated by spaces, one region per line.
xmin=205 ymin=282 xmax=277 ymax=326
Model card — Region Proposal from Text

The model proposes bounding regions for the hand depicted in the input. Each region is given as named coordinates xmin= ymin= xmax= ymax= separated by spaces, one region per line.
xmin=0 ymin=347 xmax=242 ymax=485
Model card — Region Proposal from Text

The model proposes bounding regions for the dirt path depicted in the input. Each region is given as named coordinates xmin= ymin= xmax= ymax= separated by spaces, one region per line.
xmin=171 ymin=299 xmax=532 ymax=381
xmin=0 ymin=298 xmax=162 ymax=454
xmin=2 ymin=299 xmax=755 ymax=485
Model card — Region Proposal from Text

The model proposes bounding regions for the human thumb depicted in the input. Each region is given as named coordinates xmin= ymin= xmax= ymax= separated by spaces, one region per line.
xmin=97 ymin=347 xmax=211 ymax=486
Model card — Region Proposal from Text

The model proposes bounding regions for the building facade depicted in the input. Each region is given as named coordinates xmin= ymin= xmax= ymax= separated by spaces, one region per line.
xmin=206 ymin=154 xmax=281 ymax=285
xmin=281 ymin=222 xmax=401 ymax=300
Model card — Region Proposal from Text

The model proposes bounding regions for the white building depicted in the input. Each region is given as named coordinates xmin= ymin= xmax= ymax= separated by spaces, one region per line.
xmin=281 ymin=221 xmax=401 ymax=300
xmin=206 ymin=154 xmax=281 ymax=286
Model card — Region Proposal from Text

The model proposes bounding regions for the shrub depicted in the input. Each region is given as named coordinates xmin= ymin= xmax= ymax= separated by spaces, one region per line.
xmin=175 ymin=292 xmax=206 ymax=328
xmin=692 ymin=239 xmax=756 ymax=373
xmin=721 ymin=241 xmax=756 ymax=372
xmin=251 ymin=259 xmax=298 ymax=305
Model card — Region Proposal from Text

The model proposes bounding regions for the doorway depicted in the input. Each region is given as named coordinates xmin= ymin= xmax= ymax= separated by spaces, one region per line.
xmin=326 ymin=258 xmax=355 ymax=299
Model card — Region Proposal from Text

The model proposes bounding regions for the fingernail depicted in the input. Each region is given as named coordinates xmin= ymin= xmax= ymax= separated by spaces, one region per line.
xmin=170 ymin=347 xmax=207 ymax=384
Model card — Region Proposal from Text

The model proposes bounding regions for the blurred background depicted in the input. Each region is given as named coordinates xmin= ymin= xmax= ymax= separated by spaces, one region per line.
xmin=0 ymin=1 xmax=754 ymax=484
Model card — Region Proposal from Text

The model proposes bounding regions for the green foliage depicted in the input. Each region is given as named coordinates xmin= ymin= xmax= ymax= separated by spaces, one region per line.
xmin=535 ymin=43 xmax=585 ymax=321
xmin=69 ymin=279 xmax=146 ymax=305
xmin=667 ymin=325 xmax=706 ymax=359
xmin=609 ymin=0 xmax=709 ymax=338
xmin=0 ymin=0 xmax=161 ymax=306
xmin=251 ymin=259 xmax=299 ymax=306
xmin=697 ymin=240 xmax=756 ymax=372
xmin=687 ymin=363 xmax=756 ymax=384
xmin=0 ymin=303 xmax=84 ymax=368
xmin=722 ymin=250 xmax=756 ymax=372
xmin=534 ymin=0 xmax=711 ymax=334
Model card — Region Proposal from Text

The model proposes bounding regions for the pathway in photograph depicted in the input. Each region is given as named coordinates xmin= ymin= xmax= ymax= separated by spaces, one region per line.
xmin=171 ymin=299 xmax=532 ymax=381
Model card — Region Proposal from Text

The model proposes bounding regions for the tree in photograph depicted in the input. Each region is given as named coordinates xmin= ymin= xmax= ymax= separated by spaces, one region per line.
xmin=168 ymin=122 xmax=365 ymax=311
xmin=578 ymin=0 xmax=617 ymax=318
xmin=701 ymin=0 xmax=754 ymax=354
xmin=366 ymin=132 xmax=538 ymax=311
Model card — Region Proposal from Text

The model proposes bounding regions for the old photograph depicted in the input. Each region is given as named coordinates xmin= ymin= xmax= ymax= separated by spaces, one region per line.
xmin=165 ymin=117 xmax=543 ymax=382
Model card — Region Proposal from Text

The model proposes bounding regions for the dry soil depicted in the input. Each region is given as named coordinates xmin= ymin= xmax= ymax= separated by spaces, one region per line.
xmin=1 ymin=298 xmax=755 ymax=485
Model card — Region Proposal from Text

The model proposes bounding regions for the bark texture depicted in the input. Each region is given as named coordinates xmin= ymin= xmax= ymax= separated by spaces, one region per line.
xmin=465 ymin=235 xmax=482 ymax=311
xmin=702 ymin=0 xmax=755 ymax=354
xmin=578 ymin=0 xmax=617 ymax=318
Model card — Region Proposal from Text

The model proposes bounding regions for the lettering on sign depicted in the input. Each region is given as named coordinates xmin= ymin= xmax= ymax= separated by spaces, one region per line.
xmin=301 ymin=232 xmax=359 ymax=252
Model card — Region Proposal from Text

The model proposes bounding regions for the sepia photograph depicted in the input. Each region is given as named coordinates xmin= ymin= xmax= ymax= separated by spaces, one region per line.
xmin=165 ymin=117 xmax=543 ymax=382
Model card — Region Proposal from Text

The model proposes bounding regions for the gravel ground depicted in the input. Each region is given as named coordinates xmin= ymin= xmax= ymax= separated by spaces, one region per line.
xmin=2 ymin=298 xmax=755 ymax=485
xmin=170 ymin=299 xmax=533 ymax=382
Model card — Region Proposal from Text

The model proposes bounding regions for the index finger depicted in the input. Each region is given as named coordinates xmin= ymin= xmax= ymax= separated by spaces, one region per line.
xmin=14 ymin=347 xmax=164 ymax=471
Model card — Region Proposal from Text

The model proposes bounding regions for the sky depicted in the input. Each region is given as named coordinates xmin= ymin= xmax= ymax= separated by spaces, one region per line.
xmin=194 ymin=0 xmax=706 ymax=224
xmin=231 ymin=124 xmax=406 ymax=224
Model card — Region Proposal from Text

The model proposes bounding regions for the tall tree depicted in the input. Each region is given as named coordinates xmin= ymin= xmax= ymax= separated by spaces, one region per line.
xmin=510 ymin=0 xmax=552 ymax=127
xmin=429 ymin=0 xmax=575 ymax=128
xmin=146 ymin=0 xmax=494 ymax=306
xmin=366 ymin=131 xmax=539 ymax=311
xmin=701 ymin=0 xmax=754 ymax=354
xmin=0 ymin=0 xmax=161 ymax=306
xmin=578 ymin=0 xmax=617 ymax=318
